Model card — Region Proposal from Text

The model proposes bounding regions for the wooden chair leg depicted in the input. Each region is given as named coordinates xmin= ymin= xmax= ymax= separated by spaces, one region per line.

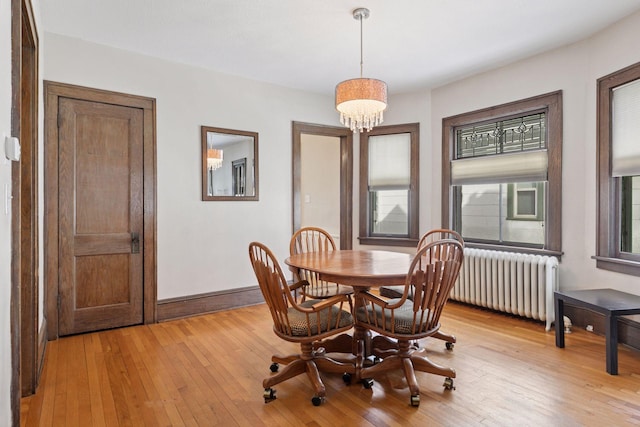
xmin=314 ymin=355 xmax=356 ymax=375
xmin=359 ymin=354 xmax=403 ymax=379
xmin=410 ymin=353 xmax=456 ymax=378
xmin=401 ymin=356 xmax=420 ymax=397
xmin=304 ymin=360 xmax=326 ymax=398
xmin=272 ymin=353 xmax=299 ymax=366
xmin=263 ymin=358 xmax=307 ymax=389
xmin=433 ymin=330 xmax=456 ymax=346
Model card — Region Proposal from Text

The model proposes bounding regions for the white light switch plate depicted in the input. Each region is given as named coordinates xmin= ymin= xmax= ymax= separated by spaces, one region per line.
xmin=5 ymin=136 xmax=20 ymax=161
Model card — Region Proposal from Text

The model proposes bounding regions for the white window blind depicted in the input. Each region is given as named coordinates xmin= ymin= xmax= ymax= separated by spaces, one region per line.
xmin=451 ymin=150 xmax=548 ymax=185
xmin=612 ymin=79 xmax=640 ymax=177
xmin=368 ymin=133 xmax=411 ymax=188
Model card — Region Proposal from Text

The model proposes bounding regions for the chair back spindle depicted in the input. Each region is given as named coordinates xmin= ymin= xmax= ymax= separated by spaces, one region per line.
xmin=289 ymin=227 xmax=353 ymax=300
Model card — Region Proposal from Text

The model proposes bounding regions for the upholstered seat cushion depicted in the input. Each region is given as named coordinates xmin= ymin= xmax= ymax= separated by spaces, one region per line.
xmin=356 ymin=298 xmax=431 ymax=335
xmin=379 ymin=285 xmax=405 ymax=299
xmin=287 ymin=300 xmax=353 ymax=336
xmin=304 ymin=283 xmax=353 ymax=299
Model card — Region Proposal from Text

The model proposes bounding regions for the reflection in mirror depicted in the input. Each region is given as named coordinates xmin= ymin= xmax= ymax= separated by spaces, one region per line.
xmin=201 ymin=126 xmax=259 ymax=201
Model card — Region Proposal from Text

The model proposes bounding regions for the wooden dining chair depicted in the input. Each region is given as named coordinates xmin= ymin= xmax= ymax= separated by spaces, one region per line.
xmin=355 ymin=239 xmax=464 ymax=407
xmin=379 ymin=228 xmax=463 ymax=349
xmin=289 ymin=227 xmax=354 ymax=304
xmin=248 ymin=242 xmax=355 ymax=406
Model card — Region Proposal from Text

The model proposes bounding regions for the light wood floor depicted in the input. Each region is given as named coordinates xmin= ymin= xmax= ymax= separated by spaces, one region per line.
xmin=21 ymin=302 xmax=640 ymax=426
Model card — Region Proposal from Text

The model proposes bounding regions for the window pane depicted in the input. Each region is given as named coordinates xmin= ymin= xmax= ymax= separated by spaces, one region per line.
xmin=457 ymin=183 xmax=545 ymax=246
xmin=371 ymin=189 xmax=408 ymax=236
xmin=456 ymin=113 xmax=546 ymax=159
xmin=459 ymin=183 xmax=502 ymax=241
xmin=621 ymin=175 xmax=640 ymax=254
xmin=516 ymin=189 xmax=536 ymax=216
xmin=612 ymin=80 xmax=640 ymax=176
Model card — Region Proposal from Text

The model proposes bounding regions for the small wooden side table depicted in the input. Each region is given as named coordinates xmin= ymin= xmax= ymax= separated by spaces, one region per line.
xmin=554 ymin=288 xmax=640 ymax=375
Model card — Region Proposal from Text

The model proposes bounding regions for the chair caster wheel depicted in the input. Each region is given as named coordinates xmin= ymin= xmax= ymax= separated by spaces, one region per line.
xmin=445 ymin=342 xmax=454 ymax=350
xmin=311 ymin=396 xmax=324 ymax=406
xmin=443 ymin=377 xmax=455 ymax=390
xmin=362 ymin=378 xmax=374 ymax=389
xmin=410 ymin=394 xmax=420 ymax=407
xmin=342 ymin=373 xmax=352 ymax=384
xmin=269 ymin=362 xmax=279 ymax=372
xmin=264 ymin=388 xmax=276 ymax=403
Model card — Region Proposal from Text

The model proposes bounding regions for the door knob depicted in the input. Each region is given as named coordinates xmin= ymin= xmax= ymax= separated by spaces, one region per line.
xmin=131 ymin=232 xmax=140 ymax=254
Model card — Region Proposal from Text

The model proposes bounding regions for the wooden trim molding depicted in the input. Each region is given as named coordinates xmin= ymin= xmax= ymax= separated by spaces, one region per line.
xmin=291 ymin=122 xmax=353 ymax=249
xmin=10 ymin=0 xmax=21 ymax=420
xmin=157 ymin=286 xmax=264 ymax=322
xmin=596 ymin=61 xmax=640 ymax=276
xmin=37 ymin=319 xmax=47 ymax=380
xmin=12 ymin=0 xmax=40 ymax=419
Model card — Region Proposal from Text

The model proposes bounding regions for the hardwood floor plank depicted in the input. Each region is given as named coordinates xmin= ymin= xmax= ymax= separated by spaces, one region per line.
xmin=83 ymin=333 xmax=108 ymax=427
xmin=21 ymin=302 xmax=640 ymax=426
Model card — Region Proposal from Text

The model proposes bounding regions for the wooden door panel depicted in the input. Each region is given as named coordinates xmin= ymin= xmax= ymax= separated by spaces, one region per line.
xmin=58 ymin=97 xmax=144 ymax=336
xmin=75 ymin=254 xmax=130 ymax=307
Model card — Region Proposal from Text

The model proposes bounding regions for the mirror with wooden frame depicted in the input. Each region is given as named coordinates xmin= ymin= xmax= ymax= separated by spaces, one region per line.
xmin=201 ymin=126 xmax=259 ymax=201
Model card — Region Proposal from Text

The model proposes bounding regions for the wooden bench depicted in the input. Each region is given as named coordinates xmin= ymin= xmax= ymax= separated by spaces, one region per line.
xmin=554 ymin=288 xmax=640 ymax=375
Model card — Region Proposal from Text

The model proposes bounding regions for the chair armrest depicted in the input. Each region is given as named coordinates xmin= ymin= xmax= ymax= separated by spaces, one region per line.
xmin=360 ymin=291 xmax=388 ymax=306
xmin=310 ymin=294 xmax=350 ymax=311
xmin=361 ymin=289 xmax=408 ymax=309
xmin=289 ymin=279 xmax=309 ymax=291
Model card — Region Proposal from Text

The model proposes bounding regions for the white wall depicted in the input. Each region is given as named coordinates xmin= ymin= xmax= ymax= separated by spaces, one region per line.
xmin=0 ymin=0 xmax=13 ymax=421
xmin=44 ymin=33 xmax=339 ymax=299
xmin=431 ymin=11 xmax=640 ymax=293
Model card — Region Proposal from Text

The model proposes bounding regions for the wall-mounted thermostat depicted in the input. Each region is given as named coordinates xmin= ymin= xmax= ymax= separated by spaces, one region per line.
xmin=4 ymin=136 xmax=20 ymax=161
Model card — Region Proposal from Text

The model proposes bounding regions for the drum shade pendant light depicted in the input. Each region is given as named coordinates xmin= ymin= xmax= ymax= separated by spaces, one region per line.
xmin=207 ymin=148 xmax=223 ymax=171
xmin=335 ymin=8 xmax=388 ymax=133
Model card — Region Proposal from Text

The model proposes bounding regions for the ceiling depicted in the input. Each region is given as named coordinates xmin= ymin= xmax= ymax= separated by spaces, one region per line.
xmin=40 ymin=0 xmax=640 ymax=96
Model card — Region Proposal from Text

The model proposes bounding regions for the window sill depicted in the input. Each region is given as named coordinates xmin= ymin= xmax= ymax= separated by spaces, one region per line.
xmin=593 ymin=256 xmax=640 ymax=277
xmin=358 ymin=236 xmax=419 ymax=248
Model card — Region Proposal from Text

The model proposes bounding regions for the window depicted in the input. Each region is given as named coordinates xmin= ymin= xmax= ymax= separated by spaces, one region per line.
xmin=359 ymin=123 xmax=419 ymax=247
xmin=507 ymin=182 xmax=544 ymax=221
xmin=442 ymin=92 xmax=562 ymax=254
xmin=595 ymin=61 xmax=640 ymax=275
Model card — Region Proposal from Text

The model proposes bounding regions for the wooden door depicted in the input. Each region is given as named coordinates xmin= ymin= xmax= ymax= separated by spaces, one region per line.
xmin=57 ymin=97 xmax=144 ymax=335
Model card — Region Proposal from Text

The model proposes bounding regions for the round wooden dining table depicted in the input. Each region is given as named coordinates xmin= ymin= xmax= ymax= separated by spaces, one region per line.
xmin=284 ymin=249 xmax=413 ymax=288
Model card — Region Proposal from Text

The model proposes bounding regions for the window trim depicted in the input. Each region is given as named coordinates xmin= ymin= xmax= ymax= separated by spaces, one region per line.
xmin=595 ymin=61 xmax=640 ymax=276
xmin=359 ymin=123 xmax=420 ymax=247
xmin=442 ymin=91 xmax=563 ymax=255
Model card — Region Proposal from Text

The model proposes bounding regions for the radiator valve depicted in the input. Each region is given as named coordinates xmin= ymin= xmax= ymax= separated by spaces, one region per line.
xmin=563 ymin=316 xmax=572 ymax=334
